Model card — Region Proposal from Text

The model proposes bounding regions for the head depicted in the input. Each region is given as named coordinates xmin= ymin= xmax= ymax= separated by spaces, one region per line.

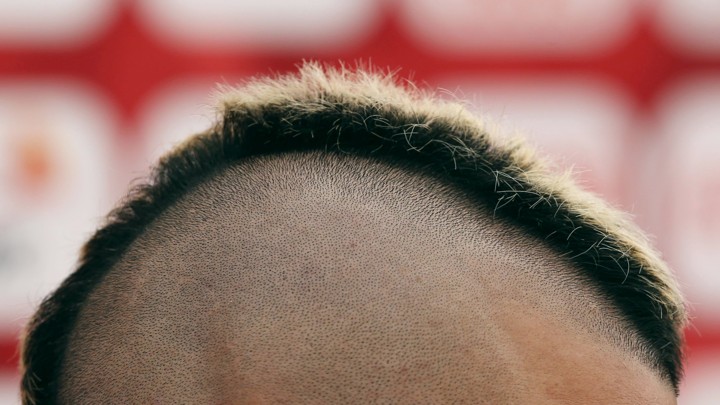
xmin=21 ymin=63 xmax=686 ymax=404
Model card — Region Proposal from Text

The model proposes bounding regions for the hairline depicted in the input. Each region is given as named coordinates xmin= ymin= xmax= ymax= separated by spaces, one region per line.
xmin=62 ymin=151 xmax=659 ymax=402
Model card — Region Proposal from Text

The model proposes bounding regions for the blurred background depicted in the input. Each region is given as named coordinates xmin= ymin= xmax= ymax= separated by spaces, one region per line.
xmin=0 ymin=0 xmax=718 ymax=403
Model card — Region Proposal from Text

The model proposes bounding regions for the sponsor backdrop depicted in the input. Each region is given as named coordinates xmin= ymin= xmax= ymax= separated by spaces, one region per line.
xmin=1 ymin=1 xmax=718 ymax=403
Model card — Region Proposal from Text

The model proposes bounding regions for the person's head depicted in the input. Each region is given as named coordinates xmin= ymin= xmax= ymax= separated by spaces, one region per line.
xmin=21 ymin=63 xmax=686 ymax=404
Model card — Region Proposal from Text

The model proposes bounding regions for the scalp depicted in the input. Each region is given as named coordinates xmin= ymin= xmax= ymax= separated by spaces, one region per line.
xmin=59 ymin=152 xmax=655 ymax=403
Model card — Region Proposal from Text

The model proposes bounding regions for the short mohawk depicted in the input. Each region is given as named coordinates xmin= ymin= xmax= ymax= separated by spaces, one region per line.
xmin=21 ymin=62 xmax=686 ymax=404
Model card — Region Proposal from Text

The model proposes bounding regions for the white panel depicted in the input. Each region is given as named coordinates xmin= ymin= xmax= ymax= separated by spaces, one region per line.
xmin=657 ymin=77 xmax=720 ymax=321
xmin=0 ymin=374 xmax=19 ymax=405
xmin=400 ymin=0 xmax=638 ymax=55
xmin=656 ymin=0 xmax=720 ymax=55
xmin=440 ymin=76 xmax=634 ymax=203
xmin=0 ymin=0 xmax=117 ymax=46
xmin=0 ymin=81 xmax=115 ymax=325
xmin=678 ymin=350 xmax=720 ymax=405
xmin=137 ymin=0 xmax=381 ymax=50
xmin=136 ymin=79 xmax=221 ymax=167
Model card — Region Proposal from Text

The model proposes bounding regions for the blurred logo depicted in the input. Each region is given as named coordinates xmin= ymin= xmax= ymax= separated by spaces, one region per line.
xmin=0 ymin=82 xmax=113 ymax=322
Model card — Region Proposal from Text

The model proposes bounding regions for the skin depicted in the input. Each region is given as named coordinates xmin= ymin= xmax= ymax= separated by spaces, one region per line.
xmin=59 ymin=152 xmax=675 ymax=404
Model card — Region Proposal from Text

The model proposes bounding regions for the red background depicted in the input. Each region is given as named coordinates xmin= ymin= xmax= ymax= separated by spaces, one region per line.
xmin=1 ymin=0 xmax=718 ymax=403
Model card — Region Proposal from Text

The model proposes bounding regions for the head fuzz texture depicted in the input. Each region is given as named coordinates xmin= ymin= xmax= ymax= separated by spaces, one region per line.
xmin=215 ymin=61 xmax=685 ymax=339
xmin=20 ymin=62 xmax=686 ymax=404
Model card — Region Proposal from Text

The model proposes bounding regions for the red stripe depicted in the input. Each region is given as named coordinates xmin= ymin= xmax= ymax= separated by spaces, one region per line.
xmin=0 ymin=333 xmax=19 ymax=374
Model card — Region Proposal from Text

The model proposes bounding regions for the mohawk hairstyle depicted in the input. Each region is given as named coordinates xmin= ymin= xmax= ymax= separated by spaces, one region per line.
xmin=20 ymin=62 xmax=686 ymax=404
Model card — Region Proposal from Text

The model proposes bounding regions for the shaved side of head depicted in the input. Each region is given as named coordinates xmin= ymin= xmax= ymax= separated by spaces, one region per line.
xmin=58 ymin=153 xmax=670 ymax=403
xmin=21 ymin=64 xmax=686 ymax=404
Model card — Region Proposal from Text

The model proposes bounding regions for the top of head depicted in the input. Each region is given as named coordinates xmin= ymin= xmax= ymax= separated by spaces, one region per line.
xmin=21 ymin=62 xmax=686 ymax=405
